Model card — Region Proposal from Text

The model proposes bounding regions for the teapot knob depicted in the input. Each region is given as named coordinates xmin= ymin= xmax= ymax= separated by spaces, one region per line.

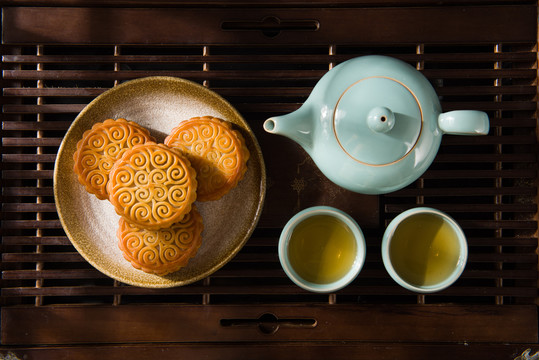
xmin=367 ymin=106 xmax=395 ymax=133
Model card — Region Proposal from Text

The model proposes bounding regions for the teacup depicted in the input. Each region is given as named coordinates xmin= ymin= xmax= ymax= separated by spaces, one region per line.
xmin=381 ymin=207 xmax=468 ymax=293
xmin=278 ymin=206 xmax=366 ymax=293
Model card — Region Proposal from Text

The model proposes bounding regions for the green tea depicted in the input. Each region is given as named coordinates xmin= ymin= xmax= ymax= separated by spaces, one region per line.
xmin=389 ymin=213 xmax=460 ymax=287
xmin=288 ymin=215 xmax=357 ymax=284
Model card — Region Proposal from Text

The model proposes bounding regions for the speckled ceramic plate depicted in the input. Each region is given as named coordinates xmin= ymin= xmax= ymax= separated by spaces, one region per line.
xmin=54 ymin=76 xmax=266 ymax=288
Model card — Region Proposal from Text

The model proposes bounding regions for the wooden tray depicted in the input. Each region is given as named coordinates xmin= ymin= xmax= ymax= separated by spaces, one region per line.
xmin=1 ymin=1 xmax=537 ymax=358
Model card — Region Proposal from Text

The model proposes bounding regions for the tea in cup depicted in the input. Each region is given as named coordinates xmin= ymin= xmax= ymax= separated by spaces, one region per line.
xmin=381 ymin=207 xmax=467 ymax=293
xmin=278 ymin=206 xmax=366 ymax=293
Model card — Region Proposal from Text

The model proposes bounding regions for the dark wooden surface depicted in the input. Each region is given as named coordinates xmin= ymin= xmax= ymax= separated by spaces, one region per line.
xmin=2 ymin=304 xmax=537 ymax=344
xmin=1 ymin=1 xmax=538 ymax=358
xmin=0 ymin=343 xmax=536 ymax=360
xmin=3 ymin=6 xmax=537 ymax=45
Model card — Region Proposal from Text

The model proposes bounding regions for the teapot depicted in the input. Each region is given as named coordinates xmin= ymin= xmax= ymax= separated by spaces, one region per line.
xmin=263 ymin=55 xmax=489 ymax=195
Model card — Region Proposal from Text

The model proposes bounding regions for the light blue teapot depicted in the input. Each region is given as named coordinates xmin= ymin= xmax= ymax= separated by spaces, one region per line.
xmin=263 ymin=55 xmax=489 ymax=195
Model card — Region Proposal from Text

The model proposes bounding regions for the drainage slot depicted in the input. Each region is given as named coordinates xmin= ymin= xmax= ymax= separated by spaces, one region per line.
xmin=221 ymin=313 xmax=317 ymax=334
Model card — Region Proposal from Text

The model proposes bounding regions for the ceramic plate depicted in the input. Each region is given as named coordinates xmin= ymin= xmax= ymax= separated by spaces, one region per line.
xmin=54 ymin=76 xmax=266 ymax=288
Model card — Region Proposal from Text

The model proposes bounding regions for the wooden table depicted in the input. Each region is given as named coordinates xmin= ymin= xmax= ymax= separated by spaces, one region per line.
xmin=1 ymin=1 xmax=538 ymax=358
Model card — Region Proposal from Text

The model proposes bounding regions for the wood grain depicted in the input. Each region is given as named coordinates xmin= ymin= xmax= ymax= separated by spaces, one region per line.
xmin=3 ymin=6 xmax=536 ymax=45
xmin=2 ymin=304 xmax=536 ymax=345
xmin=0 ymin=1 xmax=537 ymax=356
xmin=0 ymin=343 xmax=536 ymax=360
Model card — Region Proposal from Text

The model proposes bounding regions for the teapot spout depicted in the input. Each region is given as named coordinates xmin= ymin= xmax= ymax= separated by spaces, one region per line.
xmin=263 ymin=105 xmax=314 ymax=151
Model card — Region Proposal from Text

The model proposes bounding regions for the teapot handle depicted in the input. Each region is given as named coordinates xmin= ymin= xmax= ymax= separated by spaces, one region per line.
xmin=438 ymin=111 xmax=489 ymax=135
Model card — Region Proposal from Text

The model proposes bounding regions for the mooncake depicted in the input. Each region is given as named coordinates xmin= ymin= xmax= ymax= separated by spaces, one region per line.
xmin=117 ymin=206 xmax=204 ymax=276
xmin=73 ymin=118 xmax=155 ymax=200
xmin=164 ymin=116 xmax=250 ymax=201
xmin=107 ymin=142 xmax=198 ymax=230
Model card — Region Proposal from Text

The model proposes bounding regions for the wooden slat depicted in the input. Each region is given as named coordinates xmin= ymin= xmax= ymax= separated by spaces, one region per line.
xmin=2 ymin=187 xmax=54 ymax=196
xmin=2 ymin=252 xmax=83 ymax=262
xmin=3 ymin=87 xmax=107 ymax=97
xmin=441 ymin=101 xmax=536 ymax=111
xmin=1 ymin=69 xmax=326 ymax=81
xmin=490 ymin=117 xmax=537 ymax=128
xmin=3 ymin=68 xmax=536 ymax=82
xmin=422 ymin=169 xmax=536 ymax=179
xmin=2 ymin=203 xmax=57 ymax=212
xmin=462 ymin=269 xmax=537 ymax=280
xmin=1 ymin=283 xmax=537 ymax=298
xmin=4 ymin=251 xmax=433 ymax=271
xmin=467 ymin=253 xmax=537 ymax=263
xmin=0 ymin=285 xmax=322 ymax=297
xmin=2 ymin=120 xmax=72 ymax=130
xmin=2 ymin=54 xmax=342 ymax=64
xmin=469 ymin=237 xmax=538 ymax=247
xmin=2 ymin=170 xmax=55 ymax=179
xmin=443 ymin=135 xmax=536 ymax=145
xmin=1 ymin=236 xmax=70 ymax=245
xmin=2 ymin=138 xmax=63 ymax=146
xmin=2 ymin=6 xmax=536 ymax=45
xmin=2 ymin=104 xmax=86 ymax=114
xmin=385 ymin=203 xmax=537 ymax=213
xmin=2 ymin=269 xmax=106 ymax=280
xmin=433 ymin=153 xmax=536 ymax=163
xmin=423 ymin=69 xmax=536 ymax=79
xmin=2 ymin=154 xmax=57 ymax=162
xmin=391 ymin=186 xmax=536 ymax=197
xmin=2 ymin=304 xmax=536 ymax=344
xmin=216 ymin=268 xmax=537 ymax=280
xmin=229 ymin=85 xmax=539 ymax=97
xmin=2 ymin=51 xmax=536 ymax=64
xmin=448 ymin=220 xmax=537 ymax=230
xmin=0 ymin=0 xmax=535 ymax=6
xmin=2 ymin=85 xmax=536 ymax=98
xmin=1 ymin=220 xmax=63 ymax=229
xmin=8 ymin=233 xmax=532 ymax=248
xmin=0 ymin=342 xmax=535 ymax=360
xmin=4 ymin=101 xmax=536 ymax=115
xmin=241 ymin=101 xmax=536 ymax=113
xmin=436 ymin=85 xmax=537 ymax=96
xmin=2 ymin=267 xmax=535 ymax=281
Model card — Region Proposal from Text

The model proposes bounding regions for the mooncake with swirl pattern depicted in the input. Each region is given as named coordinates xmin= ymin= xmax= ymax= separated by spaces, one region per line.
xmin=164 ymin=116 xmax=250 ymax=201
xmin=117 ymin=206 xmax=204 ymax=275
xmin=107 ymin=142 xmax=198 ymax=230
xmin=73 ymin=118 xmax=155 ymax=200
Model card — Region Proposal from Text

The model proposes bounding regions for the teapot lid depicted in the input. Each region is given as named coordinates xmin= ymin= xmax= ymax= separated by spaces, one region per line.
xmin=334 ymin=76 xmax=422 ymax=166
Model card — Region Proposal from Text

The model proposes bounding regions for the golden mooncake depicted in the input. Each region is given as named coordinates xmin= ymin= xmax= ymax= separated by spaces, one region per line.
xmin=164 ymin=116 xmax=250 ymax=201
xmin=73 ymin=118 xmax=155 ymax=200
xmin=117 ymin=206 xmax=204 ymax=276
xmin=107 ymin=142 xmax=198 ymax=230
